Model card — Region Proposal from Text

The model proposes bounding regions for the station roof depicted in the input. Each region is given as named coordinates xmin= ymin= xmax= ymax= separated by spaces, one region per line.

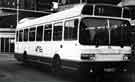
xmin=17 ymin=3 xmax=130 ymax=29
xmin=84 ymin=0 xmax=121 ymax=4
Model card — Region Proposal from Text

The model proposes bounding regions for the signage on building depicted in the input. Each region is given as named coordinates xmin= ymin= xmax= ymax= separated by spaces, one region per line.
xmin=0 ymin=10 xmax=16 ymax=16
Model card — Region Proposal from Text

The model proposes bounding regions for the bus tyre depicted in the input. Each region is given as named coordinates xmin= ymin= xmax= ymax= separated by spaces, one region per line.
xmin=22 ymin=52 xmax=27 ymax=63
xmin=51 ymin=56 xmax=61 ymax=75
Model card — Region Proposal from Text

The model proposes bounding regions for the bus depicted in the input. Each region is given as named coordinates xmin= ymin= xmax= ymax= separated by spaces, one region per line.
xmin=14 ymin=3 xmax=132 ymax=74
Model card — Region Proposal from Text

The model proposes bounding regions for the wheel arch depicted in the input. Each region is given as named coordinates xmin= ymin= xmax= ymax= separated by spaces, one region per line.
xmin=24 ymin=50 xmax=27 ymax=55
xmin=53 ymin=53 xmax=61 ymax=60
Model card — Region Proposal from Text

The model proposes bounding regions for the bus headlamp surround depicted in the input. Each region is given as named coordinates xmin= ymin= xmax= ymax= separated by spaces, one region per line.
xmin=123 ymin=55 xmax=128 ymax=60
xmin=81 ymin=54 xmax=95 ymax=60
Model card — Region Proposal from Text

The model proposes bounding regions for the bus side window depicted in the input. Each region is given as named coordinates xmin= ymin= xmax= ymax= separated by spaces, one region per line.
xmin=16 ymin=31 xmax=19 ymax=42
xmin=29 ymin=27 xmax=36 ymax=41
xmin=53 ymin=22 xmax=63 ymax=41
xmin=24 ymin=29 xmax=28 ymax=41
xmin=44 ymin=24 xmax=52 ymax=41
xmin=64 ymin=19 xmax=78 ymax=40
xmin=36 ymin=26 xmax=43 ymax=41
xmin=19 ymin=30 xmax=23 ymax=42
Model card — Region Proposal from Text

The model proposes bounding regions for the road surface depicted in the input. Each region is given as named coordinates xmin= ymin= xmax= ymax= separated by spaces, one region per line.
xmin=0 ymin=54 xmax=134 ymax=82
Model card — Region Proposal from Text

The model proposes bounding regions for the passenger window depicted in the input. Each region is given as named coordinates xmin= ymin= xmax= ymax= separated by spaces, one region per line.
xmin=36 ymin=26 xmax=43 ymax=41
xmin=29 ymin=27 xmax=36 ymax=41
xmin=44 ymin=24 xmax=52 ymax=41
xmin=24 ymin=29 xmax=28 ymax=41
xmin=64 ymin=19 xmax=78 ymax=40
xmin=19 ymin=30 xmax=23 ymax=42
xmin=16 ymin=31 xmax=19 ymax=42
xmin=53 ymin=22 xmax=63 ymax=41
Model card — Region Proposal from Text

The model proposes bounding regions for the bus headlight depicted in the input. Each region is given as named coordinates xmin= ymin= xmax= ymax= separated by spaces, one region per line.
xmin=123 ymin=55 xmax=128 ymax=60
xmin=81 ymin=54 xmax=95 ymax=60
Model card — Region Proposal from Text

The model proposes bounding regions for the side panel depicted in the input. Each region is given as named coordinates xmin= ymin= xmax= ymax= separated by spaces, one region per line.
xmin=60 ymin=41 xmax=81 ymax=61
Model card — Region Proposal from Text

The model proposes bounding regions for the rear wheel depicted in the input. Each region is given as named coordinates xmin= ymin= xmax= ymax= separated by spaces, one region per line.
xmin=51 ymin=56 xmax=62 ymax=75
xmin=22 ymin=52 xmax=28 ymax=63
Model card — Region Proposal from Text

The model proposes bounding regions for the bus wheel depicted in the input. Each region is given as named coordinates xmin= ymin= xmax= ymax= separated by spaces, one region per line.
xmin=51 ymin=55 xmax=61 ymax=75
xmin=22 ymin=52 xmax=28 ymax=63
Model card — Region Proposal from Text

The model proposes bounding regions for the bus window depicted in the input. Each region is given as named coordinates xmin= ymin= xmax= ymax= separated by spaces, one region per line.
xmin=82 ymin=5 xmax=93 ymax=15
xmin=19 ymin=30 xmax=23 ymax=42
xmin=53 ymin=22 xmax=63 ymax=41
xmin=24 ymin=29 xmax=28 ymax=41
xmin=110 ymin=20 xmax=131 ymax=46
xmin=95 ymin=5 xmax=122 ymax=17
xmin=79 ymin=17 xmax=108 ymax=45
xmin=123 ymin=8 xmax=131 ymax=18
xmin=36 ymin=26 xmax=43 ymax=41
xmin=79 ymin=17 xmax=131 ymax=46
xmin=16 ymin=31 xmax=19 ymax=42
xmin=44 ymin=24 xmax=52 ymax=41
xmin=29 ymin=27 xmax=36 ymax=41
xmin=64 ymin=19 xmax=78 ymax=40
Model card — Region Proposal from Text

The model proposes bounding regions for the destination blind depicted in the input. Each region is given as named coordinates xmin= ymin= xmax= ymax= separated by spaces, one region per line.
xmin=82 ymin=4 xmax=131 ymax=18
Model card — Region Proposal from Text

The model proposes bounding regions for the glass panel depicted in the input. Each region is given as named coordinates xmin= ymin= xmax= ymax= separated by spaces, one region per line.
xmin=1 ymin=38 xmax=4 ymax=52
xmin=123 ymin=8 xmax=131 ymax=18
xmin=19 ymin=30 xmax=23 ymax=42
xmin=24 ymin=29 xmax=28 ymax=41
xmin=36 ymin=26 xmax=43 ymax=41
xmin=10 ymin=38 xmax=14 ymax=52
xmin=5 ymin=38 xmax=9 ymax=52
xmin=44 ymin=24 xmax=52 ymax=41
xmin=29 ymin=27 xmax=36 ymax=41
xmin=110 ymin=19 xmax=131 ymax=46
xmin=95 ymin=5 xmax=122 ymax=17
xmin=79 ymin=17 xmax=131 ymax=46
xmin=64 ymin=19 xmax=78 ymax=40
xmin=53 ymin=22 xmax=63 ymax=41
xmin=127 ymin=6 xmax=135 ymax=19
xmin=16 ymin=31 xmax=19 ymax=42
xmin=82 ymin=5 xmax=93 ymax=15
xmin=79 ymin=17 xmax=108 ymax=45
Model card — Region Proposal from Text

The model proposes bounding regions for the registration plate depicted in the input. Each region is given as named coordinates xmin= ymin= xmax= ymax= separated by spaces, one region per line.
xmin=104 ymin=68 xmax=116 ymax=72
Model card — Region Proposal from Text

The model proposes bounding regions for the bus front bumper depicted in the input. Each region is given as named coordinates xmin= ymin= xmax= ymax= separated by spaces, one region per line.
xmin=79 ymin=61 xmax=129 ymax=73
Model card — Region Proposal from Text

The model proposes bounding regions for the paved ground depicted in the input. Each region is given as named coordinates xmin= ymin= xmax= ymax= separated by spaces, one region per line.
xmin=0 ymin=54 xmax=134 ymax=82
xmin=0 ymin=54 xmax=74 ymax=82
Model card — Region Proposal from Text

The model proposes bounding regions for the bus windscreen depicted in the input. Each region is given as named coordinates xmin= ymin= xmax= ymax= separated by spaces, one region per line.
xmin=79 ymin=17 xmax=132 ymax=46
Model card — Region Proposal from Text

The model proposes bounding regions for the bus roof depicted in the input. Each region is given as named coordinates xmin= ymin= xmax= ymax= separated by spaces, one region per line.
xmin=17 ymin=3 xmax=130 ymax=29
xmin=17 ymin=4 xmax=84 ymax=28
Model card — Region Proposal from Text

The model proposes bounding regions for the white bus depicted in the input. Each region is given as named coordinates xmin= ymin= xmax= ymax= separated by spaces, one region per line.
xmin=15 ymin=3 xmax=132 ymax=74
